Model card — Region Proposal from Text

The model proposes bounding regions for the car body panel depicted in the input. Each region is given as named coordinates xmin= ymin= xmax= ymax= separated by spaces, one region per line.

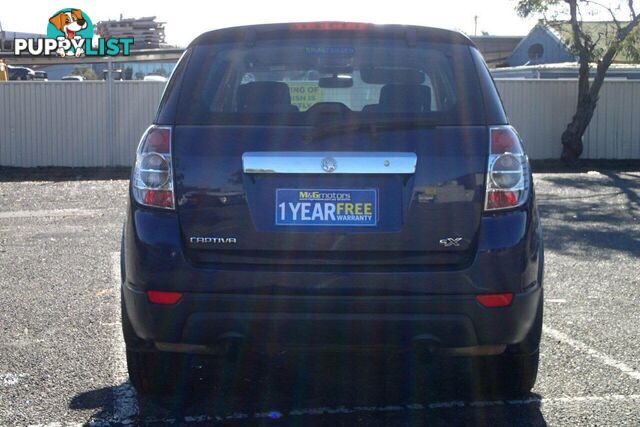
xmin=122 ymin=22 xmax=544 ymax=355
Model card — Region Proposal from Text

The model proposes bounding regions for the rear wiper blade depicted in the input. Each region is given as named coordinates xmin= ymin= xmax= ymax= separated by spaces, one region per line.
xmin=303 ymin=118 xmax=441 ymax=142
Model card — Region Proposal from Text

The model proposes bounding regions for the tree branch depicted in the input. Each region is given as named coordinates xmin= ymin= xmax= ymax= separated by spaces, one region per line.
xmin=585 ymin=0 xmax=622 ymax=30
xmin=568 ymin=0 xmax=589 ymax=58
xmin=617 ymin=11 xmax=640 ymax=41
xmin=590 ymin=32 xmax=603 ymax=53
xmin=590 ymin=8 xmax=640 ymax=99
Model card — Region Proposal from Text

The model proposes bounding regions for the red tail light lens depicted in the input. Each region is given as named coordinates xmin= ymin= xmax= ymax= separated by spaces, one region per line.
xmin=143 ymin=127 xmax=170 ymax=153
xmin=147 ymin=290 xmax=183 ymax=305
xmin=132 ymin=126 xmax=174 ymax=210
xmin=490 ymin=127 xmax=523 ymax=155
xmin=486 ymin=191 xmax=518 ymax=210
xmin=485 ymin=126 xmax=530 ymax=211
xmin=142 ymin=189 xmax=174 ymax=207
xmin=476 ymin=293 xmax=513 ymax=308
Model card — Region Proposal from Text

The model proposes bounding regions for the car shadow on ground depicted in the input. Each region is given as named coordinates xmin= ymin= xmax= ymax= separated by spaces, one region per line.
xmin=71 ymin=352 xmax=547 ymax=426
xmin=537 ymin=171 xmax=640 ymax=259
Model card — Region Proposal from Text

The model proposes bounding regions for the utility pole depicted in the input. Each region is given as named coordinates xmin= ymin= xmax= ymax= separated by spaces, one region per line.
xmin=474 ymin=15 xmax=478 ymax=36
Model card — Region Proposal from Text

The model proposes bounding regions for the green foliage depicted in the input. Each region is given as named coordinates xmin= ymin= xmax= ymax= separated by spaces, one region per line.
xmin=516 ymin=0 xmax=640 ymax=63
xmin=70 ymin=66 xmax=98 ymax=80
xmin=516 ymin=0 xmax=561 ymax=17
xmin=620 ymin=27 xmax=640 ymax=62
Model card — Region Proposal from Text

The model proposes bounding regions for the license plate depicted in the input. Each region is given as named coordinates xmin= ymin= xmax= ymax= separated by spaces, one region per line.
xmin=275 ymin=189 xmax=377 ymax=227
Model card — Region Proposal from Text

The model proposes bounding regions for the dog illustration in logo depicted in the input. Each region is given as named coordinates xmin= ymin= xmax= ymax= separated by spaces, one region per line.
xmin=49 ymin=10 xmax=87 ymax=57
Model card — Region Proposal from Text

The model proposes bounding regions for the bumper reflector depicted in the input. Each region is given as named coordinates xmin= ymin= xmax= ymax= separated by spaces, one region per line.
xmin=476 ymin=293 xmax=513 ymax=308
xmin=147 ymin=290 xmax=183 ymax=305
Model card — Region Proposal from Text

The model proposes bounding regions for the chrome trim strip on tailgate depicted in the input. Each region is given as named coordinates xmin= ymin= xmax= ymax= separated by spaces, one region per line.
xmin=242 ymin=152 xmax=417 ymax=174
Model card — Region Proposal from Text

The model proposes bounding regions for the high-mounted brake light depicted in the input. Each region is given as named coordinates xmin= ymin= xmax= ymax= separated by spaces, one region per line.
xmin=132 ymin=126 xmax=175 ymax=209
xmin=289 ymin=22 xmax=373 ymax=31
xmin=484 ymin=126 xmax=530 ymax=211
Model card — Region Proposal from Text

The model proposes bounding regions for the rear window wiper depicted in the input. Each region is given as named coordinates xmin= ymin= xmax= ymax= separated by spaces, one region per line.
xmin=303 ymin=117 xmax=442 ymax=142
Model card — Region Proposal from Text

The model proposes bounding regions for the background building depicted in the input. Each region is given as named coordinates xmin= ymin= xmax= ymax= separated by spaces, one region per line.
xmin=507 ymin=20 xmax=640 ymax=67
xmin=469 ymin=35 xmax=523 ymax=67
xmin=96 ymin=16 xmax=167 ymax=50
xmin=0 ymin=30 xmax=45 ymax=53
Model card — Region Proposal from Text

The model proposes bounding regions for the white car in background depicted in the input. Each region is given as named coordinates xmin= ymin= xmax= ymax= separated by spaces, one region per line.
xmin=143 ymin=74 xmax=168 ymax=82
xmin=61 ymin=75 xmax=85 ymax=81
xmin=33 ymin=71 xmax=48 ymax=81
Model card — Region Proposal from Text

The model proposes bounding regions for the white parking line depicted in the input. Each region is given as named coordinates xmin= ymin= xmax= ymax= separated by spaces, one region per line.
xmin=83 ymin=394 xmax=640 ymax=424
xmin=543 ymin=326 xmax=640 ymax=381
xmin=98 ymin=258 xmax=639 ymax=424
xmin=28 ymin=422 xmax=83 ymax=427
xmin=108 ymin=252 xmax=139 ymax=425
xmin=0 ymin=372 xmax=28 ymax=387
xmin=0 ymin=208 xmax=103 ymax=219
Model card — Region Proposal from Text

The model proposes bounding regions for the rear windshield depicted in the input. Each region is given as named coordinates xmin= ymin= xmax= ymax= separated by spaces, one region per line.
xmin=175 ymin=37 xmax=486 ymax=126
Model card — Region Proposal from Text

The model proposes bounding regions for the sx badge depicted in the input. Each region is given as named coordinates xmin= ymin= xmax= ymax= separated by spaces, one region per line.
xmin=439 ymin=237 xmax=463 ymax=247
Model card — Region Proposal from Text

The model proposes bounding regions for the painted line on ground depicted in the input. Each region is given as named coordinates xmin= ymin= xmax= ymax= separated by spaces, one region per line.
xmin=543 ymin=326 xmax=640 ymax=381
xmin=107 ymin=251 xmax=138 ymax=425
xmin=87 ymin=256 xmax=639 ymax=425
xmin=0 ymin=372 xmax=29 ymax=387
xmin=28 ymin=422 xmax=84 ymax=427
xmin=0 ymin=208 xmax=104 ymax=219
xmin=83 ymin=394 xmax=640 ymax=424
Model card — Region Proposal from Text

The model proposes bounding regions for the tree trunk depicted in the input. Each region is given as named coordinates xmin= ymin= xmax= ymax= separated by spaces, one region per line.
xmin=561 ymin=56 xmax=615 ymax=164
xmin=561 ymin=59 xmax=594 ymax=164
xmin=560 ymin=99 xmax=596 ymax=164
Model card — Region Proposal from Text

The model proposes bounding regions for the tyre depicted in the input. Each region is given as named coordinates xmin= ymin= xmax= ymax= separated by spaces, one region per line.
xmin=123 ymin=295 xmax=197 ymax=396
xmin=469 ymin=349 xmax=539 ymax=398
xmin=120 ymin=234 xmax=193 ymax=396
xmin=126 ymin=349 xmax=192 ymax=396
xmin=470 ymin=287 xmax=543 ymax=398
xmin=122 ymin=289 xmax=192 ymax=395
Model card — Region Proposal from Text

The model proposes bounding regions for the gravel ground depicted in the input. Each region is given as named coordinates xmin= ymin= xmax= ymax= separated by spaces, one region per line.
xmin=0 ymin=171 xmax=638 ymax=426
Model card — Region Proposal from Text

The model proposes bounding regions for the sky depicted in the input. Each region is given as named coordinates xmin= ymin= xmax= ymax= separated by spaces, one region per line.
xmin=0 ymin=0 xmax=542 ymax=47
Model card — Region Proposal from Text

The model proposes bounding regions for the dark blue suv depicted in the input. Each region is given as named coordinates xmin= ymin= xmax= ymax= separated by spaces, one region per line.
xmin=121 ymin=22 xmax=544 ymax=397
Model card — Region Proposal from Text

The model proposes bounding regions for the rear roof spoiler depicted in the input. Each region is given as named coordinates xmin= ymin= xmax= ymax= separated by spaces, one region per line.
xmin=188 ymin=22 xmax=474 ymax=49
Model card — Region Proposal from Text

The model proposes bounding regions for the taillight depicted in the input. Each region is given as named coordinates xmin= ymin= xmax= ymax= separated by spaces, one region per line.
xmin=132 ymin=126 xmax=174 ymax=209
xmin=476 ymin=293 xmax=514 ymax=308
xmin=289 ymin=22 xmax=373 ymax=31
xmin=147 ymin=290 xmax=183 ymax=305
xmin=484 ymin=126 xmax=530 ymax=211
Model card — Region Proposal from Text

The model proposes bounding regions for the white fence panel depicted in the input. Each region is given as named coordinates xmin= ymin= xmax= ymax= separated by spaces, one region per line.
xmin=113 ymin=82 xmax=166 ymax=166
xmin=1 ymin=79 xmax=640 ymax=167
xmin=496 ymin=79 xmax=640 ymax=160
xmin=0 ymin=81 xmax=164 ymax=167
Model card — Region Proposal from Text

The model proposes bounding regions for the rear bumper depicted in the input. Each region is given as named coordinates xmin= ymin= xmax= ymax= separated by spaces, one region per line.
xmin=123 ymin=197 xmax=543 ymax=352
xmin=123 ymin=280 xmax=542 ymax=350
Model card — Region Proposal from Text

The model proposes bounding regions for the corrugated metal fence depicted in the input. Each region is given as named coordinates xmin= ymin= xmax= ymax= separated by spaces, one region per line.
xmin=0 ymin=81 xmax=165 ymax=167
xmin=496 ymin=80 xmax=640 ymax=160
xmin=1 ymin=79 xmax=639 ymax=167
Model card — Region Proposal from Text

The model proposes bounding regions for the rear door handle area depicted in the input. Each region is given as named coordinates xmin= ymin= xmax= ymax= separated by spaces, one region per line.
xmin=242 ymin=152 xmax=417 ymax=174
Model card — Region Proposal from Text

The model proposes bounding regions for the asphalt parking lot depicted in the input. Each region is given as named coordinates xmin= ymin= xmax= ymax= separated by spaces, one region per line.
xmin=0 ymin=170 xmax=639 ymax=426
